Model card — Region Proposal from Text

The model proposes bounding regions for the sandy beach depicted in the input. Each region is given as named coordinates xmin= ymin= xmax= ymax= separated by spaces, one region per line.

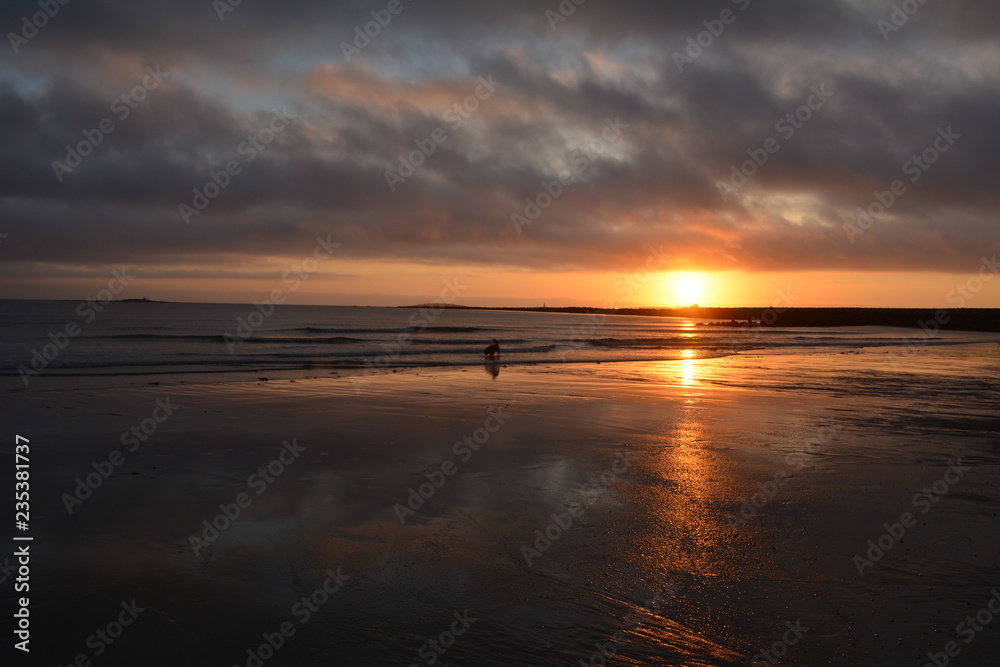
xmin=3 ymin=345 xmax=998 ymax=666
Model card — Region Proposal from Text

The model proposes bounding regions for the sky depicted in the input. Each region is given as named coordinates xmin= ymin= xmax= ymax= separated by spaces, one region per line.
xmin=0 ymin=0 xmax=998 ymax=308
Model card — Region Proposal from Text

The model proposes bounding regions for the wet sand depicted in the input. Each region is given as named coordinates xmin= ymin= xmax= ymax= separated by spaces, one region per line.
xmin=2 ymin=352 xmax=999 ymax=665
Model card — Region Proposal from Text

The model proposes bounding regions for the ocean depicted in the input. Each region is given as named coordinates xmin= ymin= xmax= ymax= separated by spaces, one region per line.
xmin=1 ymin=299 xmax=996 ymax=381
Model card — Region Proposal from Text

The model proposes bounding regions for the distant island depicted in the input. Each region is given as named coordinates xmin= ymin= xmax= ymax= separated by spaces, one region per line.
xmin=398 ymin=304 xmax=1000 ymax=333
xmin=116 ymin=297 xmax=171 ymax=303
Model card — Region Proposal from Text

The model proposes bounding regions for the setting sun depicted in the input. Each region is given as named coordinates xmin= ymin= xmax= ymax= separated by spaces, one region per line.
xmin=669 ymin=272 xmax=706 ymax=306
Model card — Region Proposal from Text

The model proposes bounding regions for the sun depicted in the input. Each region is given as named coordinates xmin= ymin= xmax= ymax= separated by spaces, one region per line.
xmin=670 ymin=272 xmax=705 ymax=306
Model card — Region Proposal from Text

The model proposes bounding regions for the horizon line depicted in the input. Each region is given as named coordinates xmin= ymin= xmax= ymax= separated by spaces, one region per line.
xmin=0 ymin=297 xmax=996 ymax=311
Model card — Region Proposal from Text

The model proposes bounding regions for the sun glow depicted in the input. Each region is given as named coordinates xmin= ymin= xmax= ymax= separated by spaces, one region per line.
xmin=668 ymin=272 xmax=706 ymax=306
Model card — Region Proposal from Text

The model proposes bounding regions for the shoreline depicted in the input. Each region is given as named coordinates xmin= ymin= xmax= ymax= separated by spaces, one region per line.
xmin=3 ymin=337 xmax=997 ymax=392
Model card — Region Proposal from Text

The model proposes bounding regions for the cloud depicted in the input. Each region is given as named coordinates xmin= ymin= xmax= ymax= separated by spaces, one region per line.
xmin=0 ymin=0 xmax=997 ymax=292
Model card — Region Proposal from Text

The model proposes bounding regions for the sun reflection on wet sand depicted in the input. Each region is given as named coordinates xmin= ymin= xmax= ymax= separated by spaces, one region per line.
xmin=654 ymin=393 xmax=732 ymax=574
xmin=680 ymin=349 xmax=697 ymax=388
xmin=609 ymin=355 xmax=784 ymax=656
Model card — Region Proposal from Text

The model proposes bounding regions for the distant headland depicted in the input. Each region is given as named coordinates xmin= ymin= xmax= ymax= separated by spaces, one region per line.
xmin=398 ymin=304 xmax=1000 ymax=333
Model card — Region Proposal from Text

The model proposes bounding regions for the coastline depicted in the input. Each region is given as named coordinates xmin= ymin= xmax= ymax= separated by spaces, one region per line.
xmin=400 ymin=304 xmax=1000 ymax=334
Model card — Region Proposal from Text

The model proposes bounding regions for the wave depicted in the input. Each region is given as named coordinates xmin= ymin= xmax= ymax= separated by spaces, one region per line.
xmin=94 ymin=333 xmax=365 ymax=344
xmin=240 ymin=336 xmax=364 ymax=345
xmin=100 ymin=333 xmax=225 ymax=341
xmin=284 ymin=325 xmax=489 ymax=334
xmin=586 ymin=336 xmax=698 ymax=348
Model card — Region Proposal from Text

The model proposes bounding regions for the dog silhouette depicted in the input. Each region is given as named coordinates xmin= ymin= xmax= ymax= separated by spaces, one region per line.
xmin=484 ymin=338 xmax=500 ymax=359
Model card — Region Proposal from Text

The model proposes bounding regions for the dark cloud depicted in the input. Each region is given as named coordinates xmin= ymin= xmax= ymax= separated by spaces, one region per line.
xmin=0 ymin=0 xmax=997 ymax=290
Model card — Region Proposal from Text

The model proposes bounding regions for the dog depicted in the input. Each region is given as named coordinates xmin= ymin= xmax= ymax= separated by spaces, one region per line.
xmin=484 ymin=338 xmax=500 ymax=359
